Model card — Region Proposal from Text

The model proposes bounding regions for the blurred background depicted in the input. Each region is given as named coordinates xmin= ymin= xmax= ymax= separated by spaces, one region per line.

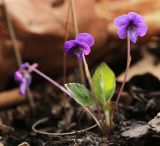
xmin=0 ymin=0 xmax=160 ymax=105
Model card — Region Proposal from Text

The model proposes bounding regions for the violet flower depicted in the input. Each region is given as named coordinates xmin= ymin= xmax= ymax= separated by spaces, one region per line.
xmin=64 ymin=33 xmax=94 ymax=60
xmin=15 ymin=63 xmax=32 ymax=96
xmin=114 ymin=12 xmax=148 ymax=43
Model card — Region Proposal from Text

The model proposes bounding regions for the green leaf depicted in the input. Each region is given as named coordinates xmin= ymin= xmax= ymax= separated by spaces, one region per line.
xmin=92 ymin=63 xmax=116 ymax=105
xmin=65 ymin=83 xmax=94 ymax=107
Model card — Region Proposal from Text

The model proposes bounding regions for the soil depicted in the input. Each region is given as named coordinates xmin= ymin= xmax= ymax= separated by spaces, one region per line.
xmin=0 ymin=73 xmax=160 ymax=146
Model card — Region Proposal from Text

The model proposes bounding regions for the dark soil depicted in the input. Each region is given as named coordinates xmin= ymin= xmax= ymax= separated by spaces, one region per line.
xmin=0 ymin=74 xmax=160 ymax=146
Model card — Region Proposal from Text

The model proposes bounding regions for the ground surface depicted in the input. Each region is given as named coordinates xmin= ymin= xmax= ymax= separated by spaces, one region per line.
xmin=0 ymin=73 xmax=160 ymax=146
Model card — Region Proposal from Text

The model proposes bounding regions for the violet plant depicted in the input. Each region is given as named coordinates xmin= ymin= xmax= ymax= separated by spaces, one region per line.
xmin=64 ymin=33 xmax=116 ymax=133
xmin=14 ymin=12 xmax=148 ymax=135
xmin=113 ymin=12 xmax=148 ymax=107
xmin=14 ymin=62 xmax=102 ymax=133
xmin=14 ymin=33 xmax=116 ymax=134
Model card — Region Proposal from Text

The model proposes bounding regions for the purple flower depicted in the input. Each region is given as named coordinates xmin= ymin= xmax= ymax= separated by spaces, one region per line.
xmin=114 ymin=12 xmax=148 ymax=43
xmin=15 ymin=63 xmax=32 ymax=96
xmin=64 ymin=33 xmax=94 ymax=60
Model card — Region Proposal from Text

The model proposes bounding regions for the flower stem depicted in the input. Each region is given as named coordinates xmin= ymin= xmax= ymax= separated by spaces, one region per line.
xmin=29 ymin=64 xmax=101 ymax=129
xmin=26 ymin=89 xmax=35 ymax=109
xmin=116 ymin=35 xmax=131 ymax=104
xmin=2 ymin=0 xmax=35 ymax=109
xmin=70 ymin=0 xmax=78 ymax=35
xmin=70 ymin=0 xmax=86 ymax=85
xmin=69 ymin=0 xmax=105 ymax=134
xmin=32 ymin=67 xmax=70 ymax=96
xmin=2 ymin=0 xmax=22 ymax=66
xmin=82 ymin=54 xmax=107 ymax=134
xmin=111 ymin=35 xmax=131 ymax=126
xmin=104 ymin=110 xmax=110 ymax=127
xmin=82 ymin=55 xmax=94 ymax=92
xmin=63 ymin=0 xmax=71 ymax=85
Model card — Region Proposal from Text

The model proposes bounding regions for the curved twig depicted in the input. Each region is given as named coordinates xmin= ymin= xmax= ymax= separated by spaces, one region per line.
xmin=32 ymin=117 xmax=97 ymax=136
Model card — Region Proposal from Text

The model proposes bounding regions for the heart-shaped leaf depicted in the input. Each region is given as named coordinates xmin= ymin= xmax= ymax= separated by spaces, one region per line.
xmin=65 ymin=83 xmax=93 ymax=107
xmin=92 ymin=63 xmax=116 ymax=105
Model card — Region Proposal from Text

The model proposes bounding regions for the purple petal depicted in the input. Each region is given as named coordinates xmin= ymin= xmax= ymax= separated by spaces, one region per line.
xmin=114 ymin=14 xmax=129 ymax=27
xmin=19 ymin=76 xmax=31 ymax=96
xmin=75 ymin=33 xmax=94 ymax=47
xmin=128 ymin=29 xmax=138 ymax=43
xmin=19 ymin=79 xmax=27 ymax=96
xmin=136 ymin=23 xmax=148 ymax=37
xmin=64 ymin=40 xmax=79 ymax=55
xmin=83 ymin=47 xmax=91 ymax=55
xmin=114 ymin=12 xmax=148 ymax=42
xmin=75 ymin=43 xmax=91 ymax=61
xmin=18 ymin=63 xmax=29 ymax=72
xmin=117 ymin=25 xmax=128 ymax=39
xmin=64 ymin=40 xmax=91 ymax=58
xmin=78 ymin=42 xmax=91 ymax=55
xmin=128 ymin=12 xmax=145 ymax=25
xmin=15 ymin=71 xmax=24 ymax=83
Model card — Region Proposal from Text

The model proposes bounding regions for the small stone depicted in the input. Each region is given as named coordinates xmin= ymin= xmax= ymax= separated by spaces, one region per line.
xmin=18 ymin=142 xmax=30 ymax=146
xmin=157 ymin=113 xmax=160 ymax=118
xmin=0 ymin=142 xmax=4 ymax=146
xmin=121 ymin=122 xmax=149 ymax=138
xmin=77 ymin=138 xmax=83 ymax=143
xmin=86 ymin=136 xmax=92 ymax=142
xmin=148 ymin=112 xmax=160 ymax=133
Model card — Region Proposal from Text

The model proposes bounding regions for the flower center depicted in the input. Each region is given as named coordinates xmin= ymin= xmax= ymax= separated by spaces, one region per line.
xmin=128 ymin=20 xmax=134 ymax=25
xmin=24 ymin=72 xmax=31 ymax=80
xmin=128 ymin=20 xmax=136 ymax=31
xmin=74 ymin=47 xmax=83 ymax=54
xmin=128 ymin=25 xmax=135 ymax=32
xmin=22 ymin=70 xmax=31 ymax=80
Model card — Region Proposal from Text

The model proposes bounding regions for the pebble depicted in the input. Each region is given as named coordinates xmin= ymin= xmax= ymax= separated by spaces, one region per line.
xmin=18 ymin=142 xmax=31 ymax=146
xmin=0 ymin=142 xmax=4 ymax=146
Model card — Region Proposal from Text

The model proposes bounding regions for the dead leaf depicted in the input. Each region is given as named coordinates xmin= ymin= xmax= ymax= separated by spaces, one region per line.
xmin=121 ymin=122 xmax=149 ymax=138
xmin=118 ymin=54 xmax=160 ymax=82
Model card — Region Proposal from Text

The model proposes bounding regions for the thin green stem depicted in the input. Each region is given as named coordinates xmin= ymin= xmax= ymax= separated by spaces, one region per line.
xmin=104 ymin=110 xmax=110 ymax=127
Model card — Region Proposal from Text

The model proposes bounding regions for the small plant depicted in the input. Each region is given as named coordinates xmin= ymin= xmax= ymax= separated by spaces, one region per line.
xmin=14 ymin=34 xmax=116 ymax=135
xmin=64 ymin=33 xmax=116 ymax=134
xmin=113 ymin=12 xmax=148 ymax=107
xmin=14 ymin=12 xmax=148 ymax=136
